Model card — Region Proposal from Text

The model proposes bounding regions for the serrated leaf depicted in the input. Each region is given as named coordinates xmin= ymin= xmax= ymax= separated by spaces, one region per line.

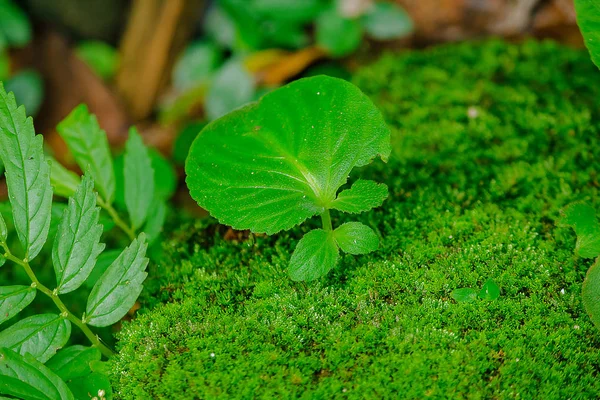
xmin=206 ymin=59 xmax=256 ymax=121
xmin=124 ymin=128 xmax=154 ymax=230
xmin=316 ymin=8 xmax=363 ymax=57
xmin=186 ymin=76 xmax=391 ymax=235
xmin=478 ymin=279 xmax=500 ymax=301
xmin=85 ymin=234 xmax=148 ymax=327
xmin=143 ymin=199 xmax=166 ymax=244
xmin=53 ymin=175 xmax=105 ymax=294
xmin=0 ymin=285 xmax=36 ymax=325
xmin=333 ymin=222 xmax=379 ymax=255
xmin=451 ymin=288 xmax=478 ymax=303
xmin=574 ymin=0 xmax=600 ymax=70
xmin=0 ymin=0 xmax=31 ymax=48
xmin=57 ymin=104 xmax=115 ymax=203
xmin=0 ymin=314 xmax=71 ymax=363
xmin=559 ymin=202 xmax=600 ymax=258
xmin=75 ymin=41 xmax=119 ymax=81
xmin=362 ymin=2 xmax=413 ymax=40
xmin=49 ymin=157 xmax=81 ymax=198
xmin=289 ymin=229 xmax=339 ymax=281
xmin=68 ymin=372 xmax=112 ymax=400
xmin=0 ymin=83 xmax=53 ymax=261
xmin=46 ymin=345 xmax=101 ymax=381
xmin=84 ymin=249 xmax=120 ymax=290
xmin=0 ymin=348 xmax=74 ymax=400
xmin=331 ymin=180 xmax=388 ymax=214
xmin=583 ymin=259 xmax=600 ymax=330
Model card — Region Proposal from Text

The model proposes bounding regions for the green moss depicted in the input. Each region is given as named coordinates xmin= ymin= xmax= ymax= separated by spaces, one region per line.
xmin=110 ymin=40 xmax=600 ymax=399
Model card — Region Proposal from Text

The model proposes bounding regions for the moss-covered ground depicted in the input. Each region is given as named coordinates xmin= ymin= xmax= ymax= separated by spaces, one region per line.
xmin=109 ymin=40 xmax=600 ymax=399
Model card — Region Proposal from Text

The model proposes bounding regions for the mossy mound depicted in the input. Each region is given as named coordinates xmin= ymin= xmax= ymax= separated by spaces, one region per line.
xmin=110 ymin=40 xmax=600 ymax=399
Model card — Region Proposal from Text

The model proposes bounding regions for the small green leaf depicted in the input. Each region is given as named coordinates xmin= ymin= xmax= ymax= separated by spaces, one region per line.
xmin=0 ymin=83 xmax=53 ymax=261
xmin=0 ymin=0 xmax=31 ymax=48
xmin=583 ymin=259 xmax=600 ymax=330
xmin=331 ymin=180 xmax=388 ymax=214
xmin=451 ymin=288 xmax=479 ymax=303
xmin=206 ymin=59 xmax=255 ymax=120
xmin=0 ymin=285 xmax=36 ymax=325
xmin=574 ymin=0 xmax=600 ymax=70
xmin=361 ymin=2 xmax=413 ymax=40
xmin=289 ymin=229 xmax=339 ymax=281
xmin=143 ymin=199 xmax=167 ymax=244
xmin=333 ymin=222 xmax=379 ymax=255
xmin=150 ymin=149 xmax=176 ymax=201
xmin=0 ymin=348 xmax=74 ymax=400
xmin=316 ymin=8 xmax=363 ymax=57
xmin=478 ymin=279 xmax=500 ymax=301
xmin=67 ymin=372 xmax=112 ymax=400
xmin=186 ymin=76 xmax=391 ymax=235
xmin=75 ymin=41 xmax=119 ymax=80
xmin=0 ymin=314 xmax=71 ymax=363
xmin=85 ymin=234 xmax=148 ymax=327
xmin=57 ymin=104 xmax=115 ymax=203
xmin=124 ymin=128 xmax=154 ymax=230
xmin=46 ymin=345 xmax=101 ymax=381
xmin=173 ymin=41 xmax=222 ymax=91
xmin=0 ymin=210 xmax=6 ymax=242
xmin=53 ymin=175 xmax=105 ymax=294
xmin=5 ymin=70 xmax=44 ymax=116
xmin=49 ymin=157 xmax=81 ymax=198
xmin=559 ymin=202 xmax=600 ymax=258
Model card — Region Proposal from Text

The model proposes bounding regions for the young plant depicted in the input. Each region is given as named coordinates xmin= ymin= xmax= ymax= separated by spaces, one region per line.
xmin=559 ymin=203 xmax=600 ymax=330
xmin=451 ymin=279 xmax=501 ymax=303
xmin=186 ymin=75 xmax=391 ymax=281
xmin=0 ymin=85 xmax=163 ymax=398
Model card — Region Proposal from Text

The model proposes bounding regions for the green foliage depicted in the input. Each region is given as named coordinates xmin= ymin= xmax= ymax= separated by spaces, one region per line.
xmin=186 ymin=76 xmax=390 ymax=280
xmin=4 ymin=70 xmax=44 ymax=116
xmin=57 ymin=104 xmax=115 ymax=204
xmin=205 ymin=59 xmax=255 ymax=120
xmin=75 ymin=41 xmax=119 ymax=81
xmin=315 ymin=8 xmax=363 ymax=57
xmin=333 ymin=222 xmax=379 ymax=254
xmin=583 ymin=260 xmax=600 ymax=329
xmin=172 ymin=41 xmax=222 ymax=91
xmin=0 ymin=82 xmax=158 ymax=398
xmin=362 ymin=2 xmax=414 ymax=40
xmin=0 ymin=348 xmax=74 ymax=400
xmin=452 ymin=279 xmax=501 ymax=303
xmin=124 ymin=128 xmax=155 ymax=230
xmin=111 ymin=40 xmax=600 ymax=399
xmin=0 ymin=0 xmax=31 ymax=49
xmin=574 ymin=0 xmax=600 ymax=70
xmin=0 ymin=84 xmax=52 ymax=261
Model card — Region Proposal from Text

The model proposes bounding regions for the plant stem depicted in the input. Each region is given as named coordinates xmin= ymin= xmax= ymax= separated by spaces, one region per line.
xmin=321 ymin=209 xmax=333 ymax=232
xmin=0 ymin=243 xmax=115 ymax=358
xmin=96 ymin=196 xmax=136 ymax=241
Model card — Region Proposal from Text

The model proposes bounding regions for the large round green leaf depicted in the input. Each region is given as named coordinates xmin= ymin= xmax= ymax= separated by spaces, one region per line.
xmin=186 ymin=76 xmax=391 ymax=234
xmin=583 ymin=259 xmax=600 ymax=330
xmin=575 ymin=0 xmax=600 ymax=70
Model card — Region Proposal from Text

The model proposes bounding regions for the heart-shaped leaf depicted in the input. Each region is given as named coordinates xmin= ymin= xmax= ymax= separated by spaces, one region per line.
xmin=0 ymin=314 xmax=71 ymax=363
xmin=559 ymin=202 xmax=600 ymax=259
xmin=289 ymin=229 xmax=339 ymax=281
xmin=478 ymin=279 xmax=500 ymax=301
xmin=331 ymin=180 xmax=388 ymax=214
xmin=186 ymin=76 xmax=391 ymax=235
xmin=583 ymin=259 xmax=600 ymax=329
xmin=334 ymin=222 xmax=379 ymax=255
xmin=0 ymin=285 xmax=36 ymax=325
xmin=0 ymin=348 xmax=74 ymax=400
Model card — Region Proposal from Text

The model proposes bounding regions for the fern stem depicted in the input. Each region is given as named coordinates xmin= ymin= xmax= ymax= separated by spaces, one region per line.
xmin=96 ymin=196 xmax=136 ymax=241
xmin=1 ymin=244 xmax=115 ymax=358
